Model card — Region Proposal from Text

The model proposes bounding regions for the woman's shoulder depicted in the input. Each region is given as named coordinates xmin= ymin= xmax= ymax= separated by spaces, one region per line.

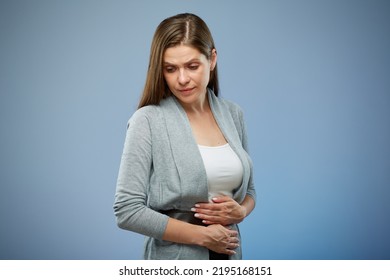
xmin=130 ymin=96 xmax=175 ymax=118
xmin=126 ymin=104 xmax=162 ymax=129
xmin=126 ymin=96 xmax=177 ymax=128
xmin=130 ymin=103 xmax=161 ymax=119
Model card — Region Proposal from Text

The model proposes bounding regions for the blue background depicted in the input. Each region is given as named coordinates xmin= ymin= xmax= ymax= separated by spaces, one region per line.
xmin=1 ymin=0 xmax=389 ymax=260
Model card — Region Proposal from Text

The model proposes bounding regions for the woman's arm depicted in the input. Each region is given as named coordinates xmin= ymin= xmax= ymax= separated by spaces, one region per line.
xmin=114 ymin=110 xmax=170 ymax=240
xmin=191 ymin=194 xmax=255 ymax=226
xmin=114 ymin=109 xmax=241 ymax=254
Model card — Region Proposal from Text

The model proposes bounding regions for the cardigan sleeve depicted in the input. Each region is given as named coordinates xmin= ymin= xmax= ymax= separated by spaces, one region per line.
xmin=238 ymin=108 xmax=257 ymax=204
xmin=113 ymin=108 xmax=169 ymax=240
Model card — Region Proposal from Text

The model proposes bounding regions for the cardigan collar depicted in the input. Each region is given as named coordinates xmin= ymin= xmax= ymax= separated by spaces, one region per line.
xmin=160 ymin=89 xmax=248 ymax=204
xmin=160 ymin=92 xmax=209 ymax=203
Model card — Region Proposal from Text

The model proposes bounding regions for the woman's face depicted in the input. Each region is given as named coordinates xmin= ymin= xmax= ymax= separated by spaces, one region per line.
xmin=163 ymin=44 xmax=216 ymax=108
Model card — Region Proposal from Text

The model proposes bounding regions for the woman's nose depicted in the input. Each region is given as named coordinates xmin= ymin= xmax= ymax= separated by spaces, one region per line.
xmin=178 ymin=69 xmax=190 ymax=85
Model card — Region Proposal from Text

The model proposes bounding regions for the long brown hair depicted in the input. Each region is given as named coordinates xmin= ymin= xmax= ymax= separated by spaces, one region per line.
xmin=138 ymin=13 xmax=219 ymax=109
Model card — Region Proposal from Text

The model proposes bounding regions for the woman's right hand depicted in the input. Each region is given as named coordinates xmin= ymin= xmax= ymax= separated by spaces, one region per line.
xmin=201 ymin=224 xmax=239 ymax=255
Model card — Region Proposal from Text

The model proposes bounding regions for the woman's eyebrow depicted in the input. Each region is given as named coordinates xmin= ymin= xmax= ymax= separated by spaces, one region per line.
xmin=163 ymin=58 xmax=201 ymax=66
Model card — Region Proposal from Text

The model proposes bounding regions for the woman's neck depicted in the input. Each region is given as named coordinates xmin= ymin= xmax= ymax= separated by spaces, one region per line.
xmin=180 ymin=91 xmax=209 ymax=115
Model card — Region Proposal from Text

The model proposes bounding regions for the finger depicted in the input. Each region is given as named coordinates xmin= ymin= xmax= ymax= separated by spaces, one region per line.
xmin=224 ymin=249 xmax=237 ymax=256
xmin=211 ymin=196 xmax=234 ymax=203
xmin=192 ymin=207 xmax=229 ymax=221
xmin=227 ymin=243 xmax=239 ymax=251
xmin=201 ymin=218 xmax=222 ymax=225
xmin=191 ymin=209 xmax=222 ymax=219
xmin=193 ymin=203 xmax=221 ymax=211
xmin=192 ymin=207 xmax=220 ymax=216
xmin=195 ymin=213 xmax=233 ymax=226
xmin=227 ymin=238 xmax=239 ymax=248
xmin=228 ymin=230 xmax=238 ymax=237
xmin=225 ymin=241 xmax=240 ymax=255
xmin=230 ymin=237 xmax=240 ymax=244
xmin=194 ymin=214 xmax=224 ymax=225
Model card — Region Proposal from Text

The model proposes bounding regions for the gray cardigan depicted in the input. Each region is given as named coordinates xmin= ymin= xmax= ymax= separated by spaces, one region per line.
xmin=114 ymin=90 xmax=256 ymax=259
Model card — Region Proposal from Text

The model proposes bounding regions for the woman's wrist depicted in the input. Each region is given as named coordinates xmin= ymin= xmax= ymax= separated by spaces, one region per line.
xmin=190 ymin=224 xmax=208 ymax=247
xmin=240 ymin=195 xmax=255 ymax=220
xmin=239 ymin=204 xmax=247 ymax=221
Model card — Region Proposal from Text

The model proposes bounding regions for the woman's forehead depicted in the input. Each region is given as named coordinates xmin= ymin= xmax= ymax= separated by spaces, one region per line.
xmin=163 ymin=45 xmax=206 ymax=65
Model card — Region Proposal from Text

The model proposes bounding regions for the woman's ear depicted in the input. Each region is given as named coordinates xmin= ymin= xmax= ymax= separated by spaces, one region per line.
xmin=210 ymin=49 xmax=217 ymax=71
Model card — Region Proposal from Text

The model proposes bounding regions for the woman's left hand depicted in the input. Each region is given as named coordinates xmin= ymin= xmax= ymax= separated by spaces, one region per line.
xmin=191 ymin=196 xmax=247 ymax=226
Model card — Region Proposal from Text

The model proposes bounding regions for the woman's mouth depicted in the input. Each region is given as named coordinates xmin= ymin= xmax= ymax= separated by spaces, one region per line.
xmin=178 ymin=87 xmax=195 ymax=95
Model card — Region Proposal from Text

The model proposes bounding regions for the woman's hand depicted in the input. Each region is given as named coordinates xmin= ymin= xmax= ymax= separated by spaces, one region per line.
xmin=163 ymin=217 xmax=239 ymax=255
xmin=201 ymin=224 xmax=239 ymax=255
xmin=191 ymin=196 xmax=247 ymax=226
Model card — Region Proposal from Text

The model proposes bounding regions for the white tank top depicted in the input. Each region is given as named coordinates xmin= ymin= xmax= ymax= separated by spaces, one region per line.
xmin=198 ymin=143 xmax=243 ymax=201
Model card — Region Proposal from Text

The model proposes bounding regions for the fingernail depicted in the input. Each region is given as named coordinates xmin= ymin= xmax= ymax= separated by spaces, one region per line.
xmin=194 ymin=213 xmax=200 ymax=218
xmin=190 ymin=208 xmax=196 ymax=212
xmin=194 ymin=204 xmax=200 ymax=207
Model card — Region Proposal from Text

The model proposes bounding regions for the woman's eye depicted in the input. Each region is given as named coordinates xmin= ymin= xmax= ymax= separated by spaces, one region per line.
xmin=165 ymin=67 xmax=176 ymax=73
xmin=188 ymin=64 xmax=199 ymax=70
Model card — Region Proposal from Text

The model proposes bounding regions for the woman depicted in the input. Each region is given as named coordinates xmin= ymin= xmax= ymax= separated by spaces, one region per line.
xmin=114 ymin=13 xmax=256 ymax=260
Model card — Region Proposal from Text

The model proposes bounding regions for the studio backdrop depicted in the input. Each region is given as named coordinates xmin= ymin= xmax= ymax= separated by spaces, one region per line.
xmin=0 ymin=0 xmax=389 ymax=259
